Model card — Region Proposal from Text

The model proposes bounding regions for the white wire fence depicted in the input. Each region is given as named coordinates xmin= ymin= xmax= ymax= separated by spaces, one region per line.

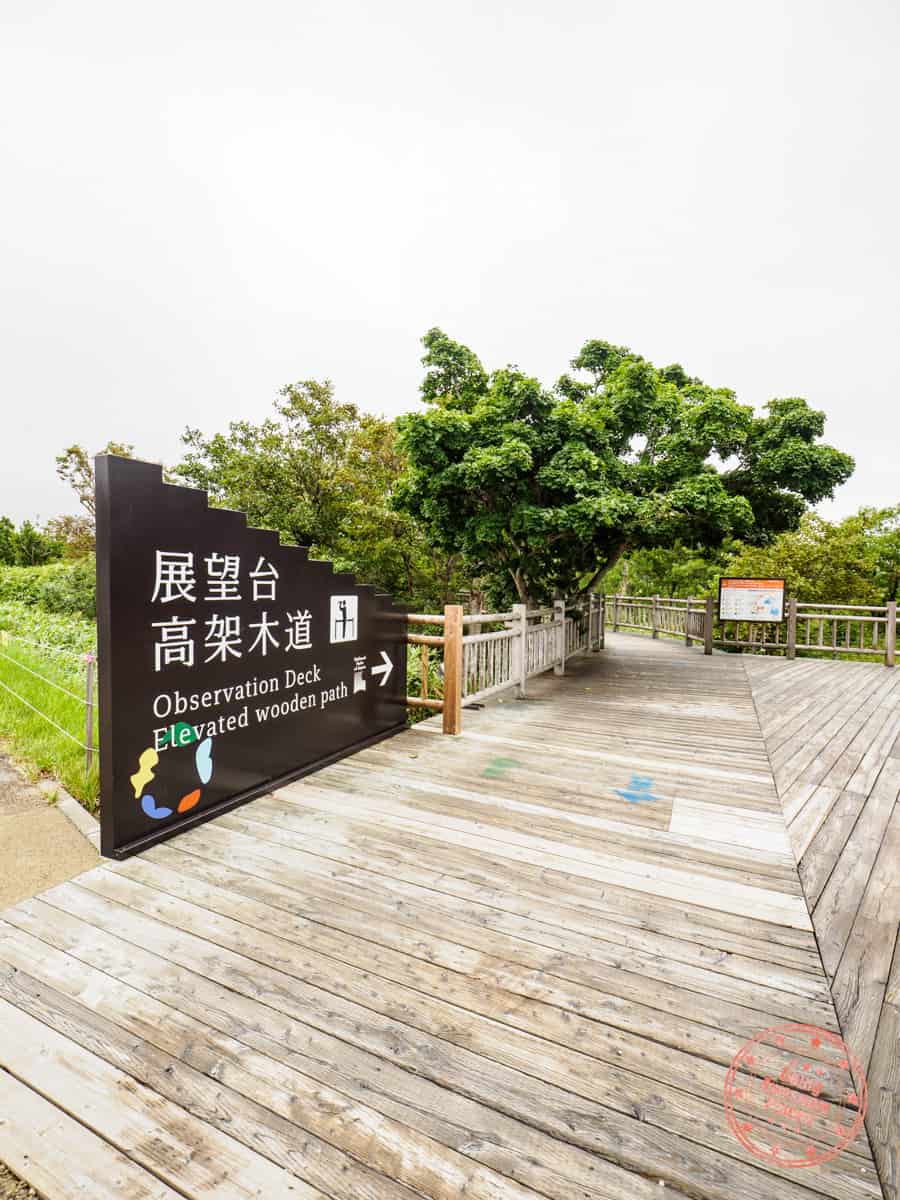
xmin=0 ymin=631 xmax=98 ymax=768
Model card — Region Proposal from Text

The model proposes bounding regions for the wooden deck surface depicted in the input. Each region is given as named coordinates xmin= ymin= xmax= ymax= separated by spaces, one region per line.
xmin=745 ymin=654 xmax=900 ymax=1200
xmin=0 ymin=635 xmax=887 ymax=1200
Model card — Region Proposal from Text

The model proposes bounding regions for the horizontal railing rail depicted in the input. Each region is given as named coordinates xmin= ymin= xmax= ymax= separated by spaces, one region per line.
xmin=406 ymin=595 xmax=605 ymax=734
xmin=605 ymin=593 xmax=897 ymax=666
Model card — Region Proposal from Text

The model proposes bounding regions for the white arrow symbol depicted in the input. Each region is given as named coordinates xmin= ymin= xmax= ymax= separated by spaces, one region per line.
xmin=370 ymin=650 xmax=393 ymax=687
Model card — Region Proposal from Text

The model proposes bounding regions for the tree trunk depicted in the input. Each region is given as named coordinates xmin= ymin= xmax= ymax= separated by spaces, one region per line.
xmin=580 ymin=543 xmax=627 ymax=595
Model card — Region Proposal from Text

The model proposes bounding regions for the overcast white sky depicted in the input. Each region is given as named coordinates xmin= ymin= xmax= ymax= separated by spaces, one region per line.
xmin=1 ymin=0 xmax=897 ymax=526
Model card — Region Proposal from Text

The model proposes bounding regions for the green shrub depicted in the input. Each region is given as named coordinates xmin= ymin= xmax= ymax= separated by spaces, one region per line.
xmin=0 ymin=558 xmax=96 ymax=618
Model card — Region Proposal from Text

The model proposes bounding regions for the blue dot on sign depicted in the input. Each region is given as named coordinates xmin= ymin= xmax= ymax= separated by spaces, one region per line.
xmin=141 ymin=794 xmax=173 ymax=820
xmin=614 ymin=774 xmax=661 ymax=804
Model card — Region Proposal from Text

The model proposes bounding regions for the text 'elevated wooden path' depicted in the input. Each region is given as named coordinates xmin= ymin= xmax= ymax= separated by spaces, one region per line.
xmin=0 ymin=635 xmax=892 ymax=1200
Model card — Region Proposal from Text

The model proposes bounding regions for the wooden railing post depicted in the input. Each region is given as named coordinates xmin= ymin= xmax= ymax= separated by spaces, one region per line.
xmin=651 ymin=594 xmax=660 ymax=639
xmin=588 ymin=592 xmax=597 ymax=651
xmin=512 ymin=602 xmax=528 ymax=696
xmin=685 ymin=597 xmax=693 ymax=647
xmin=786 ymin=596 xmax=798 ymax=660
xmin=442 ymin=604 xmax=463 ymax=734
xmin=84 ymin=652 xmax=96 ymax=772
xmin=886 ymin=600 xmax=897 ymax=668
xmin=612 ymin=594 xmax=619 ymax=632
xmin=704 ymin=596 xmax=714 ymax=656
xmin=598 ymin=594 xmax=606 ymax=649
xmin=553 ymin=599 xmax=566 ymax=675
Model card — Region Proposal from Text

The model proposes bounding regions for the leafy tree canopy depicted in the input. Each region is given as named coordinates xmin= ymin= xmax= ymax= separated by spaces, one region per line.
xmin=13 ymin=520 xmax=63 ymax=567
xmin=394 ymin=329 xmax=854 ymax=603
xmin=0 ymin=517 xmax=16 ymax=566
xmin=176 ymin=381 xmax=358 ymax=550
xmin=724 ymin=507 xmax=900 ymax=604
xmin=56 ymin=441 xmax=134 ymax=518
xmin=174 ymin=380 xmax=468 ymax=608
xmin=44 ymin=514 xmax=96 ymax=558
xmin=0 ymin=517 xmax=65 ymax=567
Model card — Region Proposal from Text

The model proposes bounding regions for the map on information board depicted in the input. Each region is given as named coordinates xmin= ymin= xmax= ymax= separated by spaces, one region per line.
xmin=718 ymin=578 xmax=785 ymax=623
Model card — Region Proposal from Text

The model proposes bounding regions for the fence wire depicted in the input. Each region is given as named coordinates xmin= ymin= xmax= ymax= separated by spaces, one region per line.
xmin=0 ymin=676 xmax=96 ymax=752
xmin=0 ymin=648 xmax=89 ymax=704
xmin=0 ymin=631 xmax=93 ymax=661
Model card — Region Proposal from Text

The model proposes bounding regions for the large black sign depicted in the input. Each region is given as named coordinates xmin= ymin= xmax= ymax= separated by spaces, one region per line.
xmin=96 ymin=455 xmax=407 ymax=859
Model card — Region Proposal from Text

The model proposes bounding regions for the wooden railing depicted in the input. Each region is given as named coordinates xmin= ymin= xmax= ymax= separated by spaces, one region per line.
xmin=406 ymin=595 xmax=605 ymax=734
xmin=607 ymin=593 xmax=898 ymax=666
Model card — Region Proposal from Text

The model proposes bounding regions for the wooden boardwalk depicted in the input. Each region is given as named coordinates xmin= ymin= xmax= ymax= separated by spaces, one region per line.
xmin=745 ymin=655 xmax=900 ymax=1200
xmin=0 ymin=635 xmax=886 ymax=1200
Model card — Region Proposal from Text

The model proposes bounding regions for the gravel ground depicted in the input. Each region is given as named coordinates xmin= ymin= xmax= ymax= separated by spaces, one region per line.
xmin=0 ymin=752 xmax=98 ymax=910
xmin=0 ymin=1163 xmax=38 ymax=1199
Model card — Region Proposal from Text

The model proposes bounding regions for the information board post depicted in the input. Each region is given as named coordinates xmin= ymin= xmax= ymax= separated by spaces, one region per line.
xmin=704 ymin=595 xmax=715 ymax=655
xmin=786 ymin=597 xmax=798 ymax=659
xmin=886 ymin=601 xmax=897 ymax=669
xmin=96 ymin=455 xmax=407 ymax=860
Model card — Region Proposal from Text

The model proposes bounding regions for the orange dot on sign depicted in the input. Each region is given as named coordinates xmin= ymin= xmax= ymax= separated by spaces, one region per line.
xmin=177 ymin=789 xmax=201 ymax=813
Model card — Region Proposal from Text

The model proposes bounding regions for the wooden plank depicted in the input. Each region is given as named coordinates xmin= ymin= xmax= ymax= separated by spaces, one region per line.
xmin=0 ymin=913 xmax=667 ymax=1200
xmin=139 ymin=837 xmax=823 ymax=1052
xmin=102 ymin=853 xmax=836 ymax=1099
xmin=160 ymin=829 xmax=828 ymax=1040
xmin=0 ymin=1068 xmax=184 ymax=1200
xmin=278 ymin=777 xmax=801 ymax=892
xmin=210 ymin=810 xmax=835 ymax=1020
xmin=236 ymin=793 xmax=812 ymax=929
xmin=310 ymin=759 xmax=797 ymax=877
xmin=831 ymin=800 xmax=900 ymax=1070
xmin=799 ymin=787 xmax=868 ymax=909
xmin=60 ymin=868 xmax=827 ymax=1116
xmin=787 ymin=784 xmax=843 ymax=862
xmin=865 ymin=997 xmax=900 ymax=1200
xmin=815 ymin=762 xmax=900 ymax=977
xmin=668 ymin=797 xmax=793 ymax=854
xmin=0 ymin=994 xmax=328 ymax=1200
xmin=0 ymin=933 xmax=540 ymax=1200
xmin=3 ymin=633 xmax=887 ymax=1200
xmin=7 ymin=894 xmax=878 ymax=1200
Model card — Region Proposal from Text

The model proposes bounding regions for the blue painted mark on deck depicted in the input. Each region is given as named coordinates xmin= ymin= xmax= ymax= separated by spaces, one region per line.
xmin=614 ymin=774 xmax=661 ymax=803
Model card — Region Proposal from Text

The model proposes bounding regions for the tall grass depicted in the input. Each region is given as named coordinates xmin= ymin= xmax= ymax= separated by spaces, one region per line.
xmin=0 ymin=601 xmax=99 ymax=810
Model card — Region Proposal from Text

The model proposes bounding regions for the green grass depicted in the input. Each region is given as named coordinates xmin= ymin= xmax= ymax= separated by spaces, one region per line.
xmin=0 ymin=601 xmax=99 ymax=811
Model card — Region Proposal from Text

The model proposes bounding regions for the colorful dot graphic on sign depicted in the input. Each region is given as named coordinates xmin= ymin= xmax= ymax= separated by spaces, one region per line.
xmin=129 ymin=736 xmax=214 ymax=821
xmin=195 ymin=737 xmax=213 ymax=783
xmin=177 ymin=789 xmax=202 ymax=813
xmin=141 ymin=794 xmax=172 ymax=820
xmin=129 ymin=748 xmax=159 ymax=799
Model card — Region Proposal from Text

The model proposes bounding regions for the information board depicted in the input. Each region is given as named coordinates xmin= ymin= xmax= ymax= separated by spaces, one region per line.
xmin=96 ymin=456 xmax=407 ymax=859
xmin=718 ymin=577 xmax=786 ymax=623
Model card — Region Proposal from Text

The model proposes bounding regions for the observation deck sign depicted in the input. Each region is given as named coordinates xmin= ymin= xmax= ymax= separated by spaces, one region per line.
xmin=96 ymin=455 xmax=407 ymax=859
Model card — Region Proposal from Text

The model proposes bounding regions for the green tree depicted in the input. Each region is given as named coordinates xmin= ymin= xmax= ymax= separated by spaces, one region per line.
xmin=330 ymin=417 xmax=468 ymax=606
xmin=43 ymin=514 xmax=96 ymax=558
xmin=56 ymin=441 xmax=135 ymax=517
xmin=14 ymin=520 xmax=63 ymax=566
xmin=175 ymin=381 xmax=466 ymax=607
xmin=394 ymin=329 xmax=854 ymax=605
xmin=604 ymin=542 xmax=731 ymax=598
xmin=724 ymin=506 xmax=900 ymax=604
xmin=0 ymin=517 xmax=16 ymax=565
xmin=176 ymin=381 xmax=359 ymax=550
